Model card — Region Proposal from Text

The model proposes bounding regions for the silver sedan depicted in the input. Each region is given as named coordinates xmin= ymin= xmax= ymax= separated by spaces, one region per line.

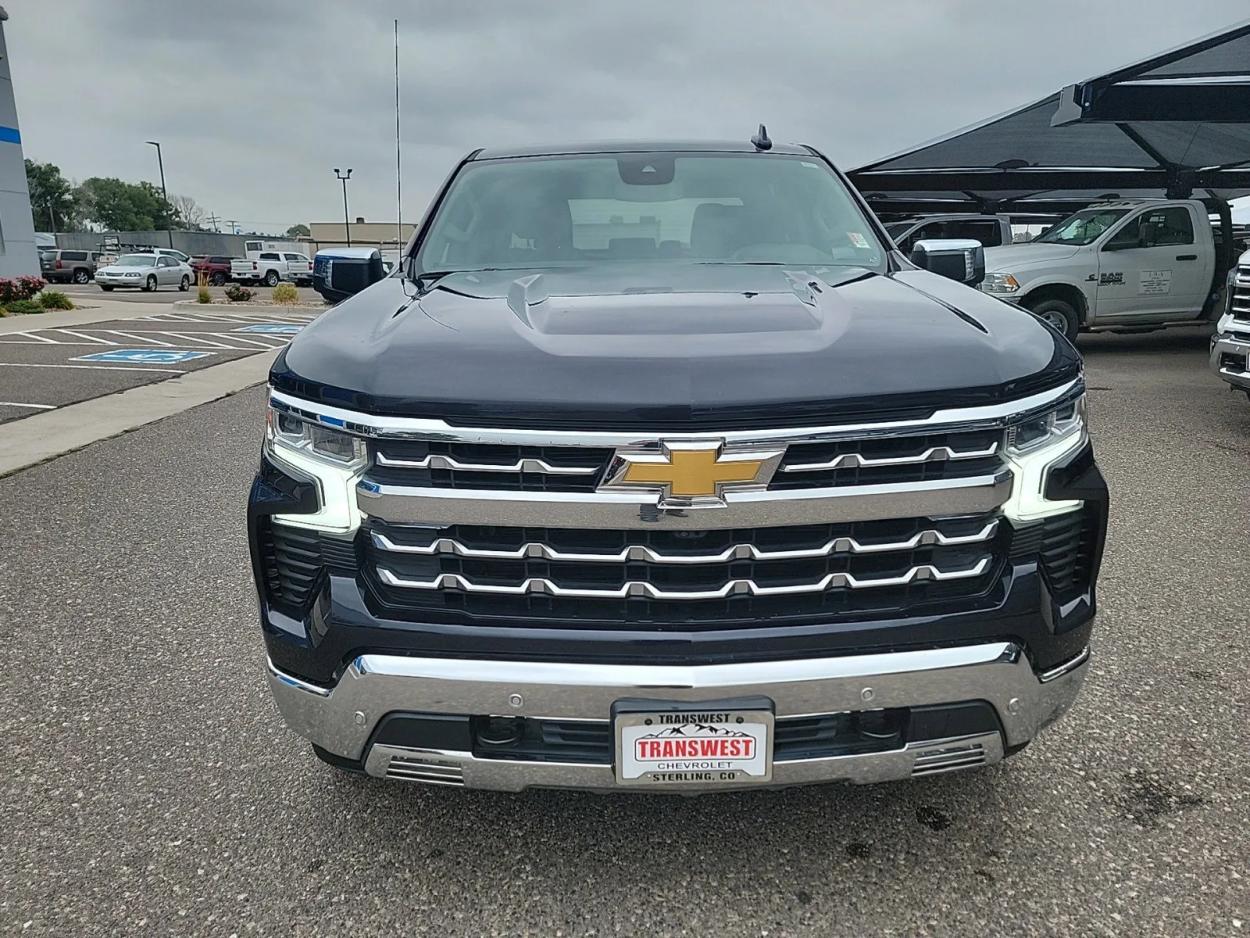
xmin=94 ymin=253 xmax=194 ymax=292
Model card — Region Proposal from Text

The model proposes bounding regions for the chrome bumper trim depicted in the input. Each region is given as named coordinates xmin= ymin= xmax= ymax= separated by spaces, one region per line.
xmin=266 ymin=641 xmax=1089 ymax=790
xmin=357 ymin=470 xmax=1013 ymax=530
xmin=781 ymin=441 xmax=999 ymax=473
xmin=269 ymin=379 xmax=1081 ymax=447
xmin=375 ymin=452 xmax=599 ymax=475
xmin=369 ymin=519 xmax=1000 ymax=564
xmin=1210 ymin=331 xmax=1250 ymax=390
xmin=375 ymin=556 xmax=992 ymax=599
xmin=362 ymin=732 xmax=1005 ymax=791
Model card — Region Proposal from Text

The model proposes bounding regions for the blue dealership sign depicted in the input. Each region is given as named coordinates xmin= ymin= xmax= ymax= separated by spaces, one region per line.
xmin=73 ymin=349 xmax=212 ymax=364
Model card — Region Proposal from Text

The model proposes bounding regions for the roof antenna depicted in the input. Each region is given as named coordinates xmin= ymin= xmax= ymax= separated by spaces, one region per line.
xmin=751 ymin=124 xmax=772 ymax=151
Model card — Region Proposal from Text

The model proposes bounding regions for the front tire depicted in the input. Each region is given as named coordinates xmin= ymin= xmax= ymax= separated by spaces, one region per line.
xmin=211 ymin=272 xmax=226 ymax=286
xmin=73 ymin=269 xmax=90 ymax=284
xmin=1027 ymin=298 xmax=1080 ymax=343
xmin=264 ymin=270 xmax=280 ymax=287
xmin=144 ymin=275 xmax=157 ymax=292
xmin=179 ymin=275 xmax=190 ymax=291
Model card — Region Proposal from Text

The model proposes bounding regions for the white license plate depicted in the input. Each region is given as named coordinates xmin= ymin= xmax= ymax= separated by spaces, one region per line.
xmin=615 ymin=707 xmax=773 ymax=786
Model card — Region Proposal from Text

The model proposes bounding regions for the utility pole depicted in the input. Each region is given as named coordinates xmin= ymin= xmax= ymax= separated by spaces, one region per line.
xmin=206 ymin=213 xmax=221 ymax=233
xmin=334 ymin=168 xmax=353 ymax=247
xmin=225 ymin=219 xmax=238 ymax=236
xmin=145 ymin=140 xmax=174 ymax=248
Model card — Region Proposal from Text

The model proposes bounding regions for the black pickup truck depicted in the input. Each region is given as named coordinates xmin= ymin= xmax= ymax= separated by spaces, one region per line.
xmin=250 ymin=136 xmax=1107 ymax=792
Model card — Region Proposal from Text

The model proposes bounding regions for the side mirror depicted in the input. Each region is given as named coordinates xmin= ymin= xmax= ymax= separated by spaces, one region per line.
xmin=312 ymin=247 xmax=386 ymax=303
xmin=910 ymin=238 xmax=985 ymax=286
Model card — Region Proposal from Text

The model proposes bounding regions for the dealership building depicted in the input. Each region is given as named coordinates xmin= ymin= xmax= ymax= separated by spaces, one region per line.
xmin=0 ymin=6 xmax=37 ymax=278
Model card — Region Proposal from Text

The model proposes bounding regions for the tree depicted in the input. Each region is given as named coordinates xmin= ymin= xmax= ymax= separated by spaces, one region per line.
xmin=25 ymin=159 xmax=82 ymax=231
xmin=285 ymin=223 xmax=311 ymax=238
xmin=172 ymin=194 xmax=205 ymax=230
xmin=78 ymin=177 xmax=179 ymax=231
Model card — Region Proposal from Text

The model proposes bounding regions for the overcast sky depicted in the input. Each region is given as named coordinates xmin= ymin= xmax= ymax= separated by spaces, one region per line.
xmin=7 ymin=1 xmax=1249 ymax=233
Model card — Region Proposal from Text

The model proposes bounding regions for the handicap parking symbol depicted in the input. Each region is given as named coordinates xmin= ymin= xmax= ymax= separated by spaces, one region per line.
xmin=235 ymin=323 xmax=303 ymax=334
xmin=73 ymin=349 xmax=213 ymax=365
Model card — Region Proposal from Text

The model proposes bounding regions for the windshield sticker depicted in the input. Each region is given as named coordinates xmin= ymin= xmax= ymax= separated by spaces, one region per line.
xmin=1139 ymin=270 xmax=1172 ymax=295
xmin=847 ymin=232 xmax=870 ymax=249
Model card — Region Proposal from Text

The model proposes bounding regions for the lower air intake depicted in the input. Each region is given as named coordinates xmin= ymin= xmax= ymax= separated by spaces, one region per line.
xmin=385 ymin=755 xmax=465 ymax=786
xmin=910 ymin=741 xmax=988 ymax=776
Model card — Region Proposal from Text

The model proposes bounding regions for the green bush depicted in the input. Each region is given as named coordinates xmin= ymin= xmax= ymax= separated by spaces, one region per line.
xmin=38 ymin=289 xmax=74 ymax=310
xmin=5 ymin=299 xmax=45 ymax=315
xmin=224 ymin=283 xmax=256 ymax=303
xmin=197 ymin=286 xmax=212 ymax=304
xmin=272 ymin=282 xmax=298 ymax=305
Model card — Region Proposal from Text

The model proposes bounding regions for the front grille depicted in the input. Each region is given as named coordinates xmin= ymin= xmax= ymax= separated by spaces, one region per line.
xmin=364 ymin=514 xmax=1006 ymax=626
xmin=773 ymin=428 xmax=1005 ymax=489
xmin=369 ymin=439 xmax=611 ymax=492
xmin=364 ymin=428 xmax=1007 ymax=495
xmin=1232 ymin=265 xmax=1250 ymax=324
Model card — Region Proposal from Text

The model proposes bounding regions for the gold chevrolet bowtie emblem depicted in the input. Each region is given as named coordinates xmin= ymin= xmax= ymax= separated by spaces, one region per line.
xmin=604 ymin=442 xmax=784 ymax=507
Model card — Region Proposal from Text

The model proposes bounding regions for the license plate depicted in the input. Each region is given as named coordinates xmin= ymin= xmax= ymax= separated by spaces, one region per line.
xmin=614 ymin=704 xmax=773 ymax=787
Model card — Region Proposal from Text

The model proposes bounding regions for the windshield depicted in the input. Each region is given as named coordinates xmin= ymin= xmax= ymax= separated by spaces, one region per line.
xmin=115 ymin=255 xmax=156 ymax=267
xmin=1035 ymin=208 xmax=1129 ymax=246
xmin=884 ymin=222 xmax=913 ymax=239
xmin=417 ymin=153 xmax=886 ymax=274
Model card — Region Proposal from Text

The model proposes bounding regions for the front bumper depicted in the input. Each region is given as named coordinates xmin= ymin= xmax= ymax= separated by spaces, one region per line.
xmin=267 ymin=641 xmax=1089 ymax=791
xmin=1210 ymin=331 xmax=1250 ymax=391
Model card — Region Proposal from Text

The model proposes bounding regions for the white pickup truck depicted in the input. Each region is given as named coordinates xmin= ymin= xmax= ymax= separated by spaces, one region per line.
xmin=230 ymin=250 xmax=312 ymax=287
xmin=979 ymin=199 xmax=1230 ymax=341
xmin=1210 ymin=249 xmax=1250 ymax=402
xmin=884 ymin=213 xmax=1014 ymax=253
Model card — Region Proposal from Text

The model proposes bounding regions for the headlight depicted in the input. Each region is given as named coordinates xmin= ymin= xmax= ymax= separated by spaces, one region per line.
xmin=1002 ymin=393 xmax=1087 ymax=522
xmin=267 ymin=406 xmax=367 ymax=467
xmin=265 ymin=399 xmax=368 ymax=531
xmin=981 ymin=272 xmax=1020 ymax=295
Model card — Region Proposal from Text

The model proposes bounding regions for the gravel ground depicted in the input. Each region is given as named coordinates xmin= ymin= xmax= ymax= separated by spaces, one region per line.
xmin=1 ymin=326 xmax=1247 ymax=936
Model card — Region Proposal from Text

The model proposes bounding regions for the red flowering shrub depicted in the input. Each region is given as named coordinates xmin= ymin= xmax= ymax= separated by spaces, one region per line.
xmin=0 ymin=275 xmax=46 ymax=304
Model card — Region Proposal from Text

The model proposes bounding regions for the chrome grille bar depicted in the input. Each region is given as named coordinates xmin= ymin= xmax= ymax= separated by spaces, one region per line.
xmin=375 ymin=452 xmax=599 ymax=475
xmin=370 ymin=520 xmax=999 ymax=564
xmin=782 ymin=442 xmax=999 ymax=473
xmin=376 ymin=557 xmax=992 ymax=600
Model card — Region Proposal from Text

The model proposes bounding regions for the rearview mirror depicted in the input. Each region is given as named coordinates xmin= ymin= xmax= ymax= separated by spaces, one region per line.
xmin=909 ymin=239 xmax=985 ymax=286
xmin=312 ymin=247 xmax=386 ymax=303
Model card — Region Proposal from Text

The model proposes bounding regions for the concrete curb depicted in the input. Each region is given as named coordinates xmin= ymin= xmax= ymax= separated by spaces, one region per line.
xmin=170 ymin=300 xmax=326 ymax=312
xmin=0 ymin=349 xmax=277 ymax=477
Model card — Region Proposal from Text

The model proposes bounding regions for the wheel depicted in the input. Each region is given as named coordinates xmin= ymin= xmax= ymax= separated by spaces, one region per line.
xmin=144 ymin=275 xmax=157 ymax=292
xmin=211 ymin=272 xmax=226 ymax=286
xmin=73 ymin=268 xmax=90 ymax=284
xmin=312 ymin=744 xmax=366 ymax=774
xmin=1027 ymin=298 xmax=1079 ymax=342
xmin=100 ymin=285 xmax=114 ymax=292
xmin=264 ymin=270 xmax=280 ymax=287
xmin=179 ymin=275 xmax=190 ymax=291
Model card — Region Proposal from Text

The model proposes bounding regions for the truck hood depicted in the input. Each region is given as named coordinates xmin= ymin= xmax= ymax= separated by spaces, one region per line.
xmin=984 ymin=242 xmax=1083 ymax=271
xmin=274 ymin=263 xmax=1077 ymax=428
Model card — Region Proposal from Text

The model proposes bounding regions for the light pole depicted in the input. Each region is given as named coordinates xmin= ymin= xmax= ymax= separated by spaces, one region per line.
xmin=334 ymin=168 xmax=353 ymax=247
xmin=145 ymin=140 xmax=174 ymax=248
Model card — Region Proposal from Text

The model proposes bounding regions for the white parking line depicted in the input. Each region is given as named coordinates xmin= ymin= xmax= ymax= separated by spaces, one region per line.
xmin=0 ymin=400 xmax=55 ymax=410
xmin=12 ymin=331 xmax=57 ymax=344
xmin=54 ymin=329 xmax=117 ymax=345
xmin=101 ymin=331 xmax=175 ymax=346
xmin=0 ymin=362 xmax=186 ymax=374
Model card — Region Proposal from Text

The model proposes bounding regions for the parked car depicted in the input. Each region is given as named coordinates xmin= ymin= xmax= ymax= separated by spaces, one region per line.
xmin=231 ymin=251 xmax=311 ymax=286
xmin=190 ymin=255 xmax=238 ymax=286
xmin=253 ymin=136 xmax=1106 ymax=792
xmin=95 ymin=253 xmax=193 ymax=292
xmin=1211 ymin=248 xmax=1250 ymax=401
xmin=39 ymin=249 xmax=105 ymax=284
xmin=884 ymin=214 xmax=1014 ymax=254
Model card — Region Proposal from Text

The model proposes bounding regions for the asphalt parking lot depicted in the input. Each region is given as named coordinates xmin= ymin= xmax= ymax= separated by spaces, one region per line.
xmin=1 ymin=325 xmax=1247 ymax=936
xmin=0 ymin=307 xmax=318 ymax=423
